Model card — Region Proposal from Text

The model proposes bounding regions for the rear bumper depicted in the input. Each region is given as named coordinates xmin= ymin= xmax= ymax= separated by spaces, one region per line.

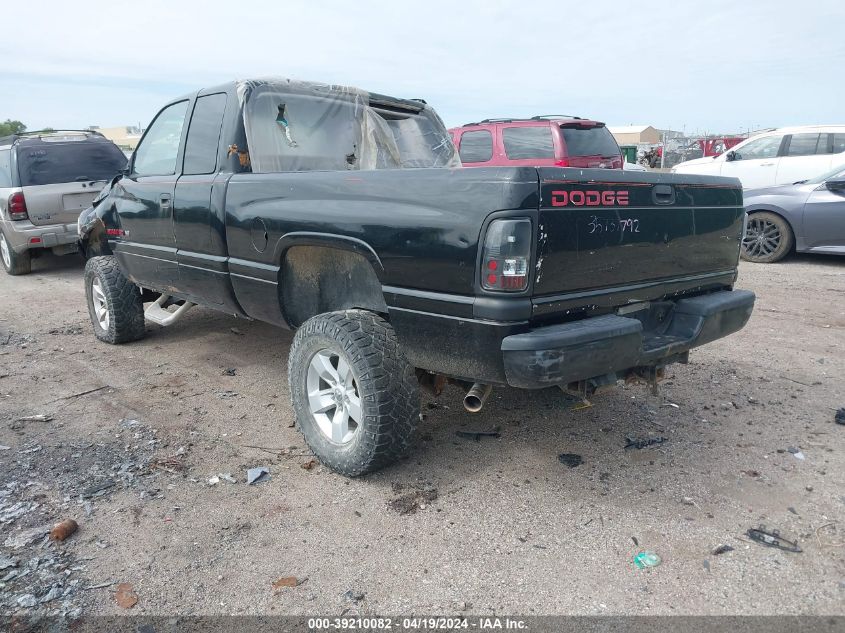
xmin=2 ymin=221 xmax=78 ymax=253
xmin=501 ymin=289 xmax=755 ymax=389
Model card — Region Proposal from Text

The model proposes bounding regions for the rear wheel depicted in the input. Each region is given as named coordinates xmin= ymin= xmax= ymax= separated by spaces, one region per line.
xmin=0 ymin=230 xmax=32 ymax=275
xmin=741 ymin=211 xmax=793 ymax=263
xmin=288 ymin=310 xmax=419 ymax=477
xmin=84 ymin=256 xmax=146 ymax=344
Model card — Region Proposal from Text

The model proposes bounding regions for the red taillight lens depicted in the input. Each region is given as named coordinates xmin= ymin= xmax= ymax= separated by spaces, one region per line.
xmin=8 ymin=192 xmax=28 ymax=220
xmin=481 ymin=218 xmax=531 ymax=292
xmin=554 ymin=158 xmax=571 ymax=167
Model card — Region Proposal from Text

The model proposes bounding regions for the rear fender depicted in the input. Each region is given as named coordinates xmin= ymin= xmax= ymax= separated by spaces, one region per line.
xmin=277 ymin=235 xmax=387 ymax=328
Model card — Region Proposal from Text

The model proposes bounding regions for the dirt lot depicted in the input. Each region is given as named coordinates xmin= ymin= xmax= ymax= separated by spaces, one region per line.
xmin=0 ymin=252 xmax=843 ymax=618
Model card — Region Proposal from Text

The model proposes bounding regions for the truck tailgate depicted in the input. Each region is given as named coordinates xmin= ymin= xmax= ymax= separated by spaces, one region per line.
xmin=534 ymin=168 xmax=744 ymax=297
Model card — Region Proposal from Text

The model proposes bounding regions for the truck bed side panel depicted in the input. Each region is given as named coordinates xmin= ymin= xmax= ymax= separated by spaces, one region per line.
xmin=222 ymin=167 xmax=539 ymax=325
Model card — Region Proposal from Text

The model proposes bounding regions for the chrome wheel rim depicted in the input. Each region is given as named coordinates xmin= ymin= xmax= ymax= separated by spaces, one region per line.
xmin=0 ymin=234 xmax=10 ymax=270
xmin=306 ymin=349 xmax=361 ymax=444
xmin=742 ymin=216 xmax=781 ymax=259
xmin=91 ymin=277 xmax=110 ymax=329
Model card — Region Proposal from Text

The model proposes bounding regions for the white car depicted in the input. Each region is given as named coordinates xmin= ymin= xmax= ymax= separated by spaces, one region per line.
xmin=622 ymin=160 xmax=648 ymax=171
xmin=672 ymin=125 xmax=845 ymax=189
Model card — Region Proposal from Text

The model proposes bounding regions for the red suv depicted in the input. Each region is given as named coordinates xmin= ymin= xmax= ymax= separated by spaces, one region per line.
xmin=449 ymin=116 xmax=623 ymax=169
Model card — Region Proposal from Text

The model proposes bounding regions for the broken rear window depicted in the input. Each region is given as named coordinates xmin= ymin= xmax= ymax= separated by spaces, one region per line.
xmin=239 ymin=80 xmax=459 ymax=173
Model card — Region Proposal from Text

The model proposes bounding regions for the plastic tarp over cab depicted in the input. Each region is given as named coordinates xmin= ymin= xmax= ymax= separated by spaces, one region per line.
xmin=237 ymin=78 xmax=459 ymax=173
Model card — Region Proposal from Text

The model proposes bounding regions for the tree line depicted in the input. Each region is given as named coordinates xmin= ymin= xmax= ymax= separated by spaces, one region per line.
xmin=0 ymin=120 xmax=57 ymax=136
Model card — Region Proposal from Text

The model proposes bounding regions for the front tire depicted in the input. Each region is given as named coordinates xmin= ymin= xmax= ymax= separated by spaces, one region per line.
xmin=741 ymin=211 xmax=794 ymax=263
xmin=84 ymin=256 xmax=146 ymax=344
xmin=288 ymin=310 xmax=419 ymax=477
xmin=0 ymin=230 xmax=31 ymax=275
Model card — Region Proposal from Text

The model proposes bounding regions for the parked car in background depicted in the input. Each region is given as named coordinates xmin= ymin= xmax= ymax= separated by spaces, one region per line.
xmin=449 ymin=116 xmax=623 ymax=169
xmin=623 ymin=160 xmax=648 ymax=171
xmin=698 ymin=136 xmax=745 ymax=157
xmin=0 ymin=130 xmax=127 ymax=275
xmin=672 ymin=125 xmax=845 ymax=189
xmin=741 ymin=165 xmax=845 ymax=263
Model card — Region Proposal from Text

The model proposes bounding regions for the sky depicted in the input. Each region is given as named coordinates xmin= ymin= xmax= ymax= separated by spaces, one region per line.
xmin=1 ymin=0 xmax=843 ymax=135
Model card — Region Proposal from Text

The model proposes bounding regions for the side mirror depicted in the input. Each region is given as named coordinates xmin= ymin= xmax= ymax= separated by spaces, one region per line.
xmin=724 ymin=151 xmax=737 ymax=162
xmin=826 ymin=177 xmax=845 ymax=192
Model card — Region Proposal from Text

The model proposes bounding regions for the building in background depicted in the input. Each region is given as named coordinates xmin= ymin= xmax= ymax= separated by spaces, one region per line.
xmin=608 ymin=125 xmax=661 ymax=146
xmin=88 ymin=126 xmax=143 ymax=152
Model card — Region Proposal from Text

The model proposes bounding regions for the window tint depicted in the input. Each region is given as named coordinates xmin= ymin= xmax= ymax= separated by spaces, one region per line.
xmin=458 ymin=130 xmax=493 ymax=163
xmin=502 ymin=126 xmax=555 ymax=160
xmin=561 ymin=126 xmax=619 ymax=157
xmin=0 ymin=149 xmax=11 ymax=187
xmin=786 ymin=133 xmax=822 ymax=157
xmin=732 ymin=135 xmax=782 ymax=160
xmin=133 ymin=101 xmax=188 ymax=176
xmin=16 ymin=140 xmax=127 ymax=187
xmin=832 ymin=133 xmax=845 ymax=154
xmin=183 ymin=94 xmax=227 ymax=175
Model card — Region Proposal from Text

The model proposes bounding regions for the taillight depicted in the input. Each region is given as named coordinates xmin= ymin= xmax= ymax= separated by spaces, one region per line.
xmin=554 ymin=158 xmax=571 ymax=167
xmin=8 ymin=192 xmax=28 ymax=221
xmin=481 ymin=218 xmax=532 ymax=292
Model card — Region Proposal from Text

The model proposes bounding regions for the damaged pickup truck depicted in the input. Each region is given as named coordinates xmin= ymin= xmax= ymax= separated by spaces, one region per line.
xmin=79 ymin=78 xmax=755 ymax=476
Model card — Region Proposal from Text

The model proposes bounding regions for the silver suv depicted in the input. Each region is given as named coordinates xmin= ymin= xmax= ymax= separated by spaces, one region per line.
xmin=0 ymin=130 xmax=127 ymax=275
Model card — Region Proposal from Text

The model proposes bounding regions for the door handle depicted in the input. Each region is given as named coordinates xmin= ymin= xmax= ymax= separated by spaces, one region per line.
xmin=159 ymin=194 xmax=172 ymax=210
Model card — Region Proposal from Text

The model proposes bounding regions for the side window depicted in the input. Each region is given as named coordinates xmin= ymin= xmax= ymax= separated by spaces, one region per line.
xmin=458 ymin=130 xmax=493 ymax=163
xmin=732 ymin=135 xmax=782 ymax=160
xmin=831 ymin=133 xmax=845 ymax=154
xmin=183 ymin=94 xmax=228 ymax=175
xmin=502 ymin=126 xmax=555 ymax=160
xmin=133 ymin=101 xmax=189 ymax=176
xmin=785 ymin=133 xmax=822 ymax=157
xmin=0 ymin=149 xmax=11 ymax=187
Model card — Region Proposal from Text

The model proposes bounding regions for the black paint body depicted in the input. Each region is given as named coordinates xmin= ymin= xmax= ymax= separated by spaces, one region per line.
xmin=81 ymin=81 xmax=754 ymax=387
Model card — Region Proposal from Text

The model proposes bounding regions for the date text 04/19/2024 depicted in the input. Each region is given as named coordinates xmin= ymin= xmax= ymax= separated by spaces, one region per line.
xmin=307 ymin=616 xmax=528 ymax=630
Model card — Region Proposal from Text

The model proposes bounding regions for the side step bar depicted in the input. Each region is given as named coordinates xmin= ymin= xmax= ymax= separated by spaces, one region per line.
xmin=144 ymin=294 xmax=195 ymax=327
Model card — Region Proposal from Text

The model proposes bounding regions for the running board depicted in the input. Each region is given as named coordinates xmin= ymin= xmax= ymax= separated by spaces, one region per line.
xmin=144 ymin=294 xmax=195 ymax=327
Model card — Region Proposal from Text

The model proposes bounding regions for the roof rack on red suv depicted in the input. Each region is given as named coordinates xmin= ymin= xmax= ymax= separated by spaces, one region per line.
xmin=450 ymin=116 xmax=622 ymax=169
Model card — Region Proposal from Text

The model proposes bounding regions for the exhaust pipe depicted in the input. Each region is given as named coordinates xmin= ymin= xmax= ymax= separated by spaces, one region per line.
xmin=463 ymin=383 xmax=492 ymax=413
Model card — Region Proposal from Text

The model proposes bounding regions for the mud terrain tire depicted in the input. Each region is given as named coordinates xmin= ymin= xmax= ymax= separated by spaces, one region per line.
xmin=84 ymin=255 xmax=146 ymax=344
xmin=289 ymin=310 xmax=419 ymax=476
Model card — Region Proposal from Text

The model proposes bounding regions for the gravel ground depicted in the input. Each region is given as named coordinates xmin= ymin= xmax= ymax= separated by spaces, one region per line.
xmin=0 ymin=252 xmax=843 ymax=618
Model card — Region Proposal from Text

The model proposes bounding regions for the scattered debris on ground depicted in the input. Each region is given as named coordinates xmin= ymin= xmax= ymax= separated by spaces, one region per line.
xmin=558 ymin=453 xmax=583 ymax=468
xmin=222 ymin=367 xmax=237 ymax=376
xmin=712 ymin=544 xmax=735 ymax=555
xmin=272 ymin=576 xmax=305 ymax=592
xmin=208 ymin=473 xmax=237 ymax=485
xmin=815 ymin=522 xmax=843 ymax=548
xmin=747 ymin=526 xmax=802 ymax=553
xmin=835 ymin=408 xmax=845 ymax=425
xmin=624 ymin=436 xmax=668 ymax=450
xmin=300 ymin=459 xmax=318 ymax=471
xmin=17 ymin=414 xmax=53 ymax=422
xmin=247 ymin=467 xmax=270 ymax=485
xmin=455 ymin=429 xmax=500 ymax=441
xmin=388 ymin=485 xmax=438 ymax=515
xmin=633 ymin=551 xmax=662 ymax=569
xmin=343 ymin=589 xmax=366 ymax=603
xmin=49 ymin=519 xmax=78 ymax=542
xmin=114 ymin=582 xmax=138 ymax=609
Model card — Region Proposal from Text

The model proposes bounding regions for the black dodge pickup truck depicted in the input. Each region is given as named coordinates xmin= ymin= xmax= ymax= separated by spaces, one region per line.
xmin=79 ymin=78 xmax=754 ymax=476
